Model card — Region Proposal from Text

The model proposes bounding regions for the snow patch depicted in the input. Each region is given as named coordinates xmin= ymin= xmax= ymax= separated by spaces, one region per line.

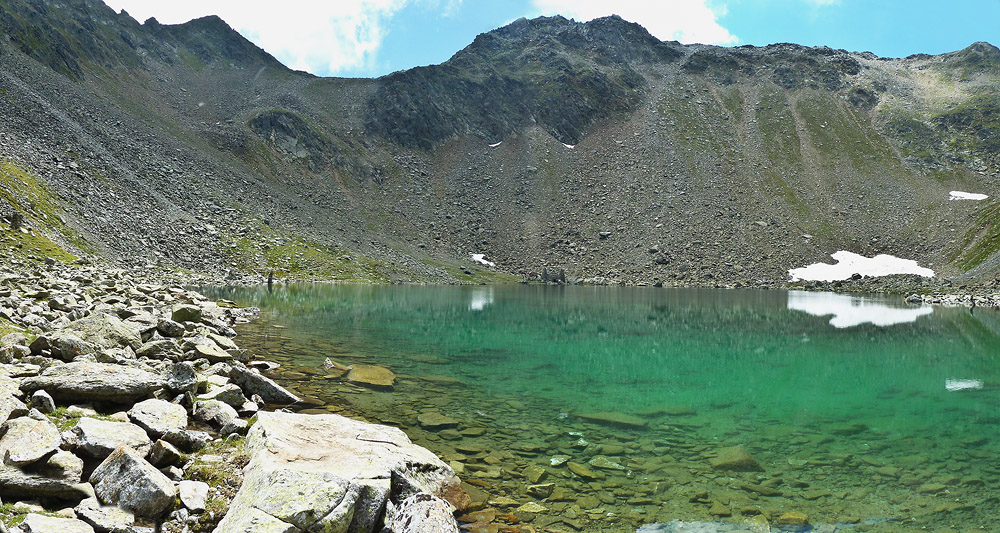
xmin=470 ymin=253 xmax=495 ymax=267
xmin=945 ymin=379 xmax=983 ymax=392
xmin=789 ymin=251 xmax=934 ymax=282
xmin=787 ymin=290 xmax=933 ymax=328
xmin=949 ymin=190 xmax=988 ymax=201
xmin=488 ymin=141 xmax=502 ymax=148
xmin=562 ymin=143 xmax=575 ymax=149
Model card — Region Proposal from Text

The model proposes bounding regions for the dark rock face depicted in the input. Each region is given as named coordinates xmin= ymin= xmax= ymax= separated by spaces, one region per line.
xmin=366 ymin=15 xmax=673 ymax=149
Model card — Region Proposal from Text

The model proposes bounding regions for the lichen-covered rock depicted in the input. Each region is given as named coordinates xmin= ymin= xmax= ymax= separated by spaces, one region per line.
xmin=65 ymin=312 xmax=142 ymax=350
xmin=135 ymin=339 xmax=181 ymax=359
xmin=127 ymin=398 xmax=187 ymax=438
xmin=39 ymin=450 xmax=85 ymax=482
xmin=161 ymin=428 xmax=211 ymax=453
xmin=74 ymin=417 xmax=152 ymax=459
xmin=215 ymin=467 xmax=359 ymax=532
xmin=193 ymin=399 xmax=240 ymax=430
xmin=171 ymin=304 xmax=202 ymax=324
xmin=89 ymin=445 xmax=177 ymax=518
xmin=29 ymin=389 xmax=56 ymax=414
xmin=198 ymin=383 xmax=248 ymax=408
xmin=148 ymin=439 xmax=182 ymax=467
xmin=21 ymin=513 xmax=96 ymax=533
xmin=20 ymin=362 xmax=167 ymax=403
xmin=0 ymin=463 xmax=93 ymax=500
xmin=387 ymin=493 xmax=459 ymax=533
xmin=75 ymin=498 xmax=135 ymax=533
xmin=0 ymin=416 xmax=60 ymax=466
xmin=214 ymin=411 xmax=467 ymax=533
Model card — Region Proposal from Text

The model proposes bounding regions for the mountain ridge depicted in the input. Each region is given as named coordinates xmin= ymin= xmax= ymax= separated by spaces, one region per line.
xmin=0 ymin=0 xmax=998 ymax=287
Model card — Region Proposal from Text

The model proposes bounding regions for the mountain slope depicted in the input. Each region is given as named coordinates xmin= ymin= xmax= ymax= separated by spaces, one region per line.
xmin=0 ymin=0 xmax=998 ymax=286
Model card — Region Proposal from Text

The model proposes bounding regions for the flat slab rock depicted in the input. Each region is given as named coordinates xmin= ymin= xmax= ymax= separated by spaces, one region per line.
xmin=213 ymin=411 xmax=466 ymax=533
xmin=345 ymin=365 xmax=396 ymax=389
xmin=20 ymin=362 xmax=167 ymax=403
xmin=576 ymin=411 xmax=648 ymax=429
xmin=21 ymin=513 xmax=96 ymax=533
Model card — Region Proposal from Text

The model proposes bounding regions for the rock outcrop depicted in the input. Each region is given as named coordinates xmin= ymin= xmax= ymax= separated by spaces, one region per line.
xmin=214 ymin=411 xmax=465 ymax=533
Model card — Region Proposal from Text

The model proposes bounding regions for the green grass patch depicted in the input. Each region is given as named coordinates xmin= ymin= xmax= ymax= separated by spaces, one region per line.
xmin=0 ymin=158 xmax=86 ymax=261
xmin=949 ymin=200 xmax=1000 ymax=270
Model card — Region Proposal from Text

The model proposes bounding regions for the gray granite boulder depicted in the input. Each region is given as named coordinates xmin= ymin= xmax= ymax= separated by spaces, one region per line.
xmin=127 ymin=399 xmax=187 ymax=438
xmin=20 ymin=362 xmax=166 ymax=403
xmin=198 ymin=383 xmax=247 ymax=408
xmin=193 ymin=400 xmax=241 ymax=432
xmin=387 ymin=493 xmax=459 ymax=533
xmin=75 ymin=497 xmax=135 ymax=533
xmin=0 ymin=416 xmax=60 ymax=466
xmin=73 ymin=417 xmax=152 ymax=459
xmin=90 ymin=445 xmax=177 ymax=518
xmin=160 ymin=428 xmax=211 ymax=453
xmin=228 ymin=363 xmax=299 ymax=404
xmin=39 ymin=450 xmax=85 ymax=482
xmin=65 ymin=312 xmax=142 ymax=350
xmin=213 ymin=411 xmax=466 ymax=533
xmin=171 ymin=304 xmax=202 ymax=324
xmin=21 ymin=513 xmax=96 ymax=533
xmin=0 ymin=463 xmax=93 ymax=500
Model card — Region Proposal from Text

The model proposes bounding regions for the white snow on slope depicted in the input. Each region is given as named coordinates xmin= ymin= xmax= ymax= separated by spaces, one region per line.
xmin=949 ymin=191 xmax=988 ymax=201
xmin=789 ymin=251 xmax=934 ymax=282
xmin=489 ymin=141 xmax=502 ymax=148
xmin=562 ymin=143 xmax=575 ymax=149
xmin=787 ymin=290 xmax=933 ymax=328
xmin=470 ymin=253 xmax=495 ymax=267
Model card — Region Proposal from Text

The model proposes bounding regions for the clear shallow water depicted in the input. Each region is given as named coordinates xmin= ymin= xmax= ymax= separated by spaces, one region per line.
xmin=202 ymin=285 xmax=1000 ymax=532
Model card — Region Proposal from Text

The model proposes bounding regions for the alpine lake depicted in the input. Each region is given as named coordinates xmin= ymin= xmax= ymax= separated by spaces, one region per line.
xmin=200 ymin=284 xmax=1000 ymax=532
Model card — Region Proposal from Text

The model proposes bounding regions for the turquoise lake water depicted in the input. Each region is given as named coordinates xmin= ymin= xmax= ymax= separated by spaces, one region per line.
xmin=203 ymin=285 xmax=1000 ymax=532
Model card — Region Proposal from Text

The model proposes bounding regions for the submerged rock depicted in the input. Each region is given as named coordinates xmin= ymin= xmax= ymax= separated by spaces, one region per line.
xmin=346 ymin=364 xmax=396 ymax=389
xmin=576 ymin=411 xmax=648 ymax=429
xmin=709 ymin=445 xmax=763 ymax=472
xmin=417 ymin=412 xmax=460 ymax=430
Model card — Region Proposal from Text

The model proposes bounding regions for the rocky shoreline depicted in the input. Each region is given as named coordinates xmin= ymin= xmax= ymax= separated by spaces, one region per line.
xmin=0 ymin=259 xmax=466 ymax=532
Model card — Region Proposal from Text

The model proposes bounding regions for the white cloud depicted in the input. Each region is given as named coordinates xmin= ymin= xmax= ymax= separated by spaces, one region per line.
xmin=531 ymin=0 xmax=737 ymax=45
xmin=101 ymin=0 xmax=446 ymax=76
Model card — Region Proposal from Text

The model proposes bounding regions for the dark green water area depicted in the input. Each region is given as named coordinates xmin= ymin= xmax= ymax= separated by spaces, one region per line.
xmin=201 ymin=284 xmax=1000 ymax=532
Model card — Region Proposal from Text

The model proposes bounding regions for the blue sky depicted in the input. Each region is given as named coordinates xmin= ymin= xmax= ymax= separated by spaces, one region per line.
xmin=101 ymin=0 xmax=1000 ymax=78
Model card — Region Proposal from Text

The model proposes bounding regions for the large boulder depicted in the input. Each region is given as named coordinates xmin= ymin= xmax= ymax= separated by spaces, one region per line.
xmin=0 ymin=416 xmax=61 ymax=466
xmin=20 ymin=362 xmax=166 ymax=403
xmin=213 ymin=411 xmax=465 ymax=533
xmin=73 ymin=417 xmax=153 ymax=459
xmin=89 ymin=445 xmax=177 ymax=518
xmin=65 ymin=312 xmax=142 ymax=350
xmin=127 ymin=399 xmax=187 ymax=438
